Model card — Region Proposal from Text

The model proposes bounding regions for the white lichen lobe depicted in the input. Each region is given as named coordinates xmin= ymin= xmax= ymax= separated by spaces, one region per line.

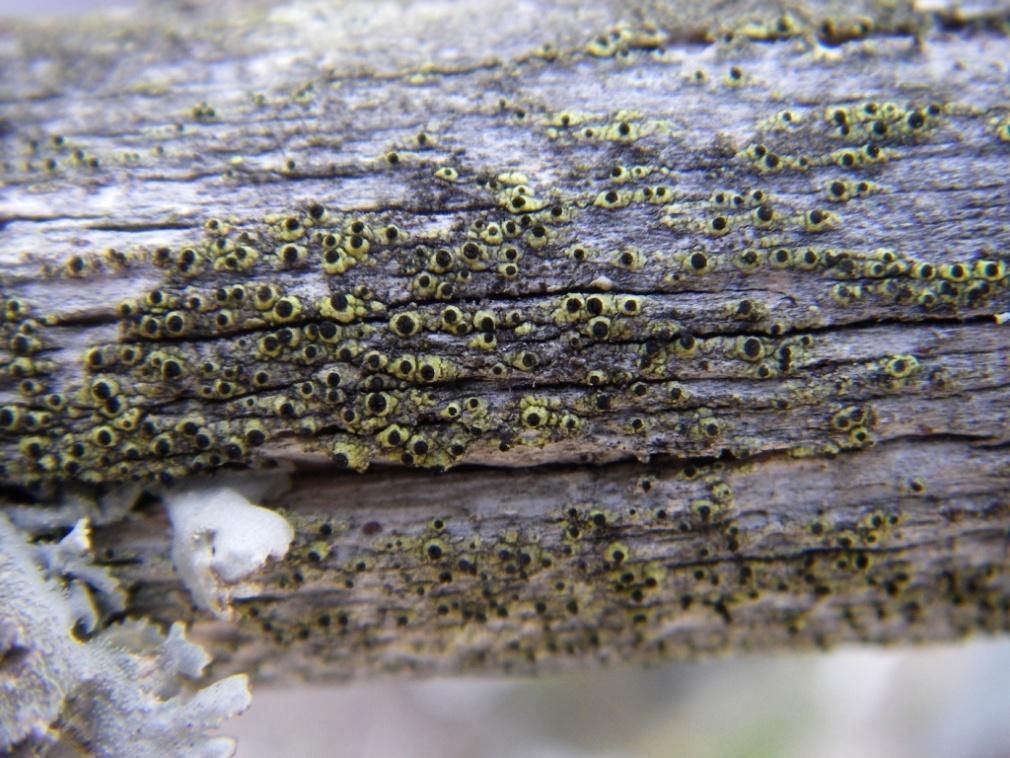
xmin=33 ymin=517 xmax=125 ymax=635
xmin=0 ymin=514 xmax=251 ymax=756
xmin=166 ymin=485 xmax=295 ymax=619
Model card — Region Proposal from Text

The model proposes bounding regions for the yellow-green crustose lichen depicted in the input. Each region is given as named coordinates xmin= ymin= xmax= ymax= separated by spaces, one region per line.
xmin=1 ymin=6 xmax=1008 ymax=491
xmin=105 ymin=436 xmax=1008 ymax=680
xmin=3 ymin=0 xmax=1009 ymax=681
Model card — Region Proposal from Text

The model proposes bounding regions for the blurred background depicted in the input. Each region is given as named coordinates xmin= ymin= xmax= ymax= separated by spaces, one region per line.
xmin=0 ymin=0 xmax=136 ymax=15
xmin=226 ymin=640 xmax=1010 ymax=758
xmin=4 ymin=2 xmax=1010 ymax=757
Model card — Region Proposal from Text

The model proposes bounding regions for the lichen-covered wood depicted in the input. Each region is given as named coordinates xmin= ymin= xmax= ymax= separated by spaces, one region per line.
xmin=1 ymin=0 xmax=1009 ymax=684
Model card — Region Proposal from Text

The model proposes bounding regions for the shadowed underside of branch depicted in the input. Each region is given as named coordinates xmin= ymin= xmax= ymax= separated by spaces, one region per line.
xmin=1 ymin=0 xmax=1009 ymax=684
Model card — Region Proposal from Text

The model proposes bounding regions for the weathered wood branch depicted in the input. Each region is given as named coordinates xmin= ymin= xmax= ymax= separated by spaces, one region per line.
xmin=1 ymin=0 xmax=1010 ymax=689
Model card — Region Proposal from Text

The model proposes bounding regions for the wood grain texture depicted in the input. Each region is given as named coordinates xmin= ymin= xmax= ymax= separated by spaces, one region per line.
xmin=1 ymin=0 xmax=1009 ymax=682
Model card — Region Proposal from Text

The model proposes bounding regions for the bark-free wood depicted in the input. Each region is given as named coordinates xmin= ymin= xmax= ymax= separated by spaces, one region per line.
xmin=1 ymin=0 xmax=1009 ymax=682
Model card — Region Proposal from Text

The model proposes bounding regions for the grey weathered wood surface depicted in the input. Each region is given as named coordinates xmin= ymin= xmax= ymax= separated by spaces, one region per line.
xmin=1 ymin=0 xmax=1009 ymax=683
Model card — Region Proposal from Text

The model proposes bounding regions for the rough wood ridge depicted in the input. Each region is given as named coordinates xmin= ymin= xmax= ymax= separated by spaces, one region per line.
xmin=1 ymin=0 xmax=1009 ymax=683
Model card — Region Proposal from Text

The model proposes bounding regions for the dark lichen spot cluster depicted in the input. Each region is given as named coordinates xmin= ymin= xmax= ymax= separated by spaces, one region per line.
xmin=1 ymin=4 xmax=1007 ymax=496
xmin=215 ymin=439 xmax=1010 ymax=676
xmin=3 ymin=159 xmax=1006 ymax=486
xmin=4 ymin=0 xmax=1008 ymax=684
